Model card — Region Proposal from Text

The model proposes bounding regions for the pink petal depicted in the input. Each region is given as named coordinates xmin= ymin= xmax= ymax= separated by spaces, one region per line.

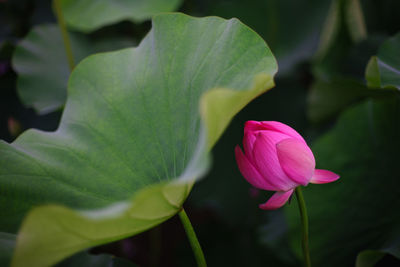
xmin=244 ymin=120 xmax=264 ymax=133
xmin=252 ymin=132 xmax=297 ymax=191
xmin=243 ymin=131 xmax=257 ymax=162
xmin=260 ymin=121 xmax=306 ymax=143
xmin=259 ymin=189 xmax=294 ymax=210
xmin=276 ymin=138 xmax=315 ymax=186
xmin=235 ymin=146 xmax=277 ymax=190
xmin=310 ymin=169 xmax=340 ymax=184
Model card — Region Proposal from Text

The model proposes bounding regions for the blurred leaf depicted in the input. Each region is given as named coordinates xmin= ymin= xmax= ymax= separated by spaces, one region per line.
xmin=1 ymin=13 xmax=278 ymax=267
xmin=313 ymin=0 xmax=368 ymax=80
xmin=197 ymin=0 xmax=331 ymax=75
xmin=356 ymin=238 xmax=400 ymax=267
xmin=312 ymin=0 xmax=357 ymax=79
xmin=0 ymin=232 xmax=15 ymax=267
xmin=13 ymin=24 xmax=85 ymax=114
xmin=314 ymin=0 xmax=341 ymax=60
xmin=60 ymin=0 xmax=183 ymax=32
xmin=356 ymin=250 xmax=385 ymax=267
xmin=307 ymin=34 xmax=387 ymax=123
xmin=306 ymin=78 xmax=393 ymax=123
xmin=345 ymin=0 xmax=367 ymax=43
xmin=365 ymin=56 xmax=380 ymax=87
xmin=313 ymin=0 xmax=399 ymax=81
xmin=286 ymin=94 xmax=400 ymax=266
xmin=365 ymin=32 xmax=400 ymax=90
xmin=307 ymin=78 xmax=367 ymax=122
xmin=0 ymin=232 xmax=136 ymax=267
xmin=12 ymin=24 xmax=136 ymax=114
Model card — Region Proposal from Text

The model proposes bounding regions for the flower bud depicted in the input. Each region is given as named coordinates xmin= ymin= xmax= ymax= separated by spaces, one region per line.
xmin=235 ymin=121 xmax=339 ymax=210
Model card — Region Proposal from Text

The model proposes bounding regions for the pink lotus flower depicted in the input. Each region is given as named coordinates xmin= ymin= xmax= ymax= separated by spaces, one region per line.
xmin=235 ymin=121 xmax=339 ymax=210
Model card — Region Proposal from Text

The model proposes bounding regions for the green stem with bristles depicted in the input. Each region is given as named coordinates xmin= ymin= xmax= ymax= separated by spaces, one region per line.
xmin=295 ymin=187 xmax=311 ymax=267
xmin=178 ymin=208 xmax=207 ymax=267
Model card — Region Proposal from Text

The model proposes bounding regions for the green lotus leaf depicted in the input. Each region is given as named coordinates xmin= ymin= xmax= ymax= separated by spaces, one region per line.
xmin=1 ymin=13 xmax=277 ymax=267
xmin=285 ymin=96 xmax=400 ymax=266
xmin=201 ymin=0 xmax=332 ymax=74
xmin=365 ymin=32 xmax=400 ymax=90
xmin=306 ymin=78 xmax=395 ymax=123
xmin=12 ymin=24 xmax=135 ymax=114
xmin=0 ymin=233 xmax=136 ymax=267
xmin=60 ymin=0 xmax=183 ymax=32
xmin=307 ymin=78 xmax=368 ymax=123
xmin=356 ymin=236 xmax=400 ymax=267
xmin=355 ymin=250 xmax=386 ymax=267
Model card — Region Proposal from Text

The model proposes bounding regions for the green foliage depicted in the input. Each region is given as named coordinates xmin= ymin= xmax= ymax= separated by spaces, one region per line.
xmin=366 ymin=32 xmax=400 ymax=90
xmin=0 ymin=232 xmax=137 ymax=267
xmin=2 ymin=0 xmax=400 ymax=266
xmin=1 ymin=13 xmax=277 ymax=266
xmin=306 ymin=78 xmax=395 ymax=123
xmin=307 ymin=2 xmax=398 ymax=123
xmin=199 ymin=0 xmax=332 ymax=74
xmin=313 ymin=0 xmax=364 ymax=79
xmin=316 ymin=0 xmax=366 ymax=58
xmin=314 ymin=0 xmax=341 ymax=60
xmin=286 ymin=95 xmax=400 ymax=266
xmin=60 ymin=0 xmax=183 ymax=32
xmin=356 ymin=250 xmax=386 ymax=267
xmin=12 ymin=24 xmax=135 ymax=114
xmin=356 ymin=236 xmax=400 ymax=267
xmin=287 ymin=3 xmax=400 ymax=264
xmin=307 ymin=78 xmax=367 ymax=123
xmin=345 ymin=0 xmax=367 ymax=43
xmin=356 ymin=238 xmax=400 ymax=267
xmin=0 ymin=233 xmax=15 ymax=267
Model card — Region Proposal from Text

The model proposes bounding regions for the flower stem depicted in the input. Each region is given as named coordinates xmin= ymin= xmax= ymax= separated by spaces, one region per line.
xmin=178 ymin=208 xmax=207 ymax=267
xmin=53 ymin=0 xmax=75 ymax=71
xmin=295 ymin=187 xmax=311 ymax=267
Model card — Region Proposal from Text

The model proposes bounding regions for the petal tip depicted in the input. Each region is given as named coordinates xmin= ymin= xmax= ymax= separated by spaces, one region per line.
xmin=258 ymin=189 xmax=294 ymax=210
xmin=310 ymin=169 xmax=340 ymax=184
xmin=259 ymin=203 xmax=279 ymax=210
